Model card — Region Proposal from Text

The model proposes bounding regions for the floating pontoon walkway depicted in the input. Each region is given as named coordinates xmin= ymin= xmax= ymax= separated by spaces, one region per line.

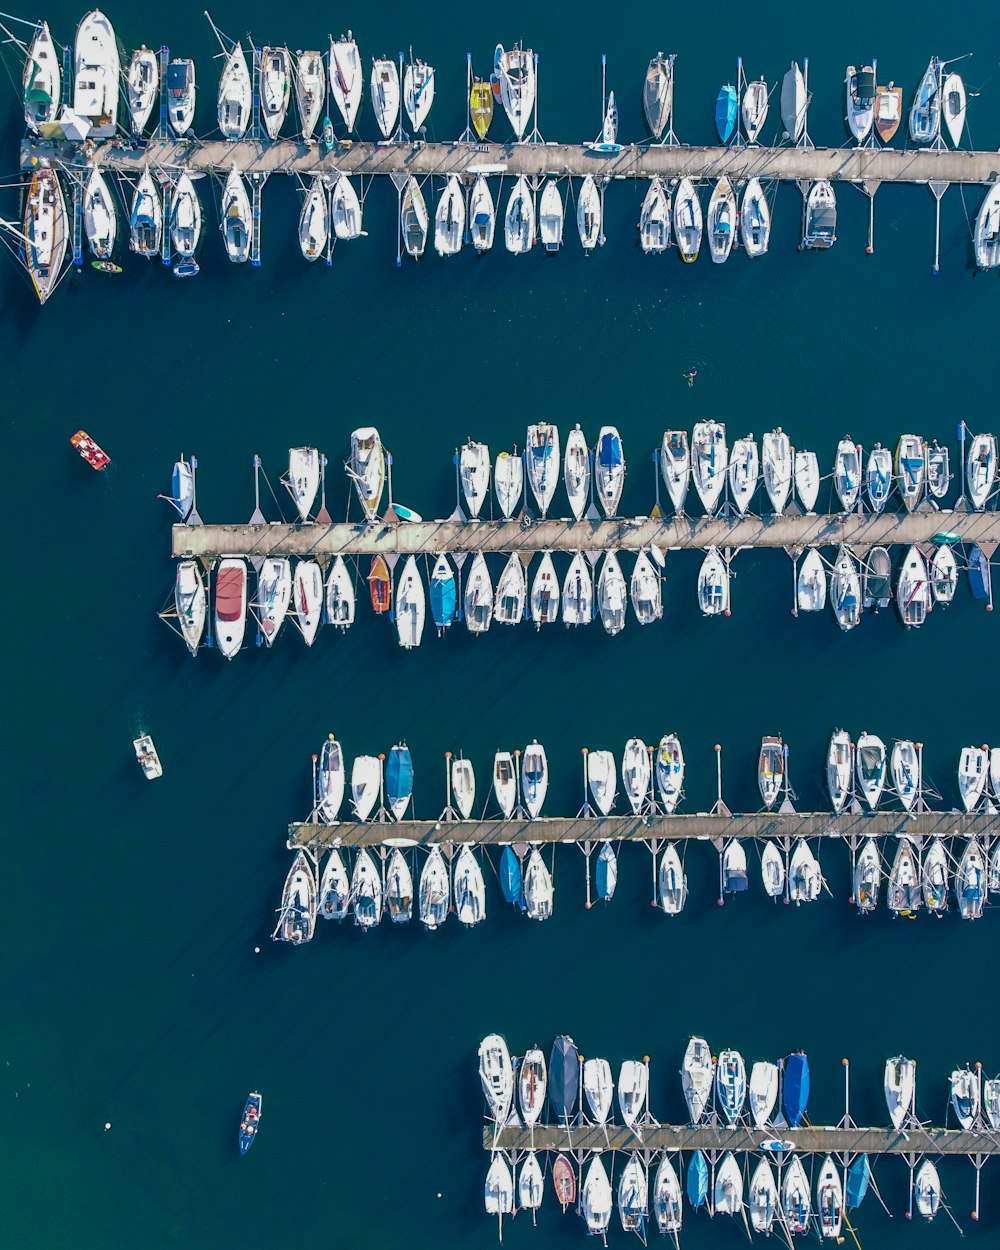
xmin=174 ymin=510 xmax=1000 ymax=562
xmin=482 ymin=1121 xmax=1000 ymax=1157
xmin=23 ymin=136 xmax=1000 ymax=189
xmin=289 ymin=809 xmax=997 ymax=852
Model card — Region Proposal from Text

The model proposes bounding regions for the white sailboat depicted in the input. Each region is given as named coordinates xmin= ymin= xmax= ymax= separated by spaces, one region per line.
xmin=967 ymin=433 xmax=997 ymax=510
xmin=419 ymin=847 xmax=450 ymax=930
xmin=325 ymin=555 xmax=355 ymax=630
xmin=854 ymin=837 xmax=880 ymax=912
xmin=318 ymin=848 xmax=350 ymax=919
xmin=329 ymin=33 xmax=362 ymax=133
xmin=584 ymin=1058 xmax=614 ymax=1125
xmin=640 ymin=177 xmax=671 ymax=253
xmin=127 ymin=47 xmax=159 ymax=135
xmin=630 ymin=551 xmax=662 ymax=625
xmin=577 ymin=175 xmax=602 ymax=250
xmin=562 ymin=552 xmax=593 ymax=626
xmin=922 ymin=837 xmax=949 ymax=912
xmin=866 ymin=443 xmax=893 ymax=512
xmin=351 ymin=756 xmax=381 ymax=822
xmin=129 ymin=169 xmax=162 ymax=258
xmin=762 ymin=429 xmax=792 ymax=514
xmin=782 ymin=1156 xmax=812 ymax=1232
xmin=955 ymin=840 xmax=986 ymax=920
xmin=434 ymin=175 xmax=465 ymax=257
xmin=797 ymin=547 xmax=827 ymax=612
xmin=394 ymin=555 xmax=425 ymax=649
xmin=469 ymin=176 xmax=495 ymax=252
xmin=950 ymin=1066 xmax=980 ymax=1128
xmin=494 ymin=553 xmax=527 ymax=625
xmin=298 ymin=181 xmax=329 ymax=261
xmin=494 ymin=449 xmax=522 ymax=518
xmin=715 ymin=1049 xmax=747 ymax=1123
xmin=317 ymin=736 xmax=345 ymax=822
xmin=655 ymin=735 xmax=684 ymax=812
xmin=817 ymin=1155 xmax=844 ymax=1239
xmin=287 ymin=447 xmax=320 ymax=520
xmin=518 ymin=1152 xmax=543 ymax=1213
xmin=538 ymin=179 xmax=564 ymax=251
xmin=958 ymin=745 xmax=988 ymax=812
xmin=618 ymin=1153 xmax=648 ymax=1233
xmin=170 ymin=172 xmax=202 ymax=258
xmin=896 ymin=434 xmax=927 ymax=511
xmin=492 ymin=752 xmax=517 ymax=819
xmin=530 ymin=553 xmax=560 ymax=627
xmin=518 ymin=1047 xmax=547 ymax=1125
xmin=294 ymin=50 xmax=325 ymax=139
xmin=479 ymin=1034 xmax=514 ymax=1122
xmin=581 ymin=1155 xmax=613 ymax=1236
xmin=643 ymin=54 xmax=674 ymax=141
xmin=673 ymin=177 xmax=702 ymax=262
xmin=526 ymin=423 xmax=559 ymax=517
xmin=618 ymin=1061 xmax=648 ymax=1132
xmin=781 ymin=61 xmax=808 ymax=142
xmin=887 ymin=837 xmax=921 ymax=913
xmin=692 ymin=421 xmax=728 ymax=514
xmin=660 ymin=432 xmax=690 ymax=513
xmin=658 ymin=844 xmax=687 ymax=914
xmin=370 ymin=57 xmax=400 ymax=139
xmin=453 ymin=845 xmax=486 ymax=926
xmin=681 ymin=1038 xmax=714 ymax=1124
xmin=214 ymin=558 xmax=247 ymax=659
xmin=834 ymin=438 xmax=862 ymax=511
xmin=622 ymin=739 xmax=651 ymax=815
xmin=788 ymin=838 xmax=822 ymax=903
xmin=83 ymin=168 xmax=117 ymax=260
xmin=794 ymin=449 xmax=820 ymax=512
xmin=891 ymin=739 xmax=920 ymax=810
xmin=260 ymin=47 xmax=291 ymax=140
xmin=351 ymin=847 xmax=382 ymax=928
xmin=403 ymin=55 xmax=435 ymax=132
xmin=749 ymin=1061 xmax=779 ymax=1127
xmin=749 ymin=1159 xmax=778 ymax=1234
xmin=915 ymin=1161 xmax=941 ymax=1220
xmin=348 ymin=427 xmax=385 ymax=520
xmin=23 ymin=22 xmax=60 ymax=132
xmin=385 ymin=848 xmax=413 ymax=923
xmin=909 ymin=57 xmax=942 ymax=144
xmin=761 ymin=842 xmax=785 ymax=897
xmin=855 ymin=732 xmax=887 ymax=809
xmin=166 ymin=58 xmax=195 ymax=136
xmin=594 ymin=426 xmax=625 ymax=516
xmin=884 ymin=1056 xmax=916 ymax=1129
xmin=496 ymin=44 xmax=536 ymax=140
xmin=742 ymin=77 xmax=769 ymax=142
xmin=830 ymin=546 xmax=861 ymax=632
xmin=941 ymin=72 xmax=966 ymax=146
xmin=728 ymin=436 xmax=759 ymax=515
xmin=896 ymin=546 xmax=931 ymax=628
xmin=588 ymin=749 xmax=617 ymax=816
xmin=974 ymin=181 xmax=1000 ymax=269
xmin=451 ymin=756 xmax=476 ymax=819
xmin=293 ymin=559 xmax=323 ymax=646
xmin=653 ymin=1155 xmax=683 ymax=1235
xmin=256 ymin=557 xmax=291 ymax=645
xmin=707 ymin=177 xmax=736 ymax=263
xmin=740 ymin=177 xmax=771 ymax=256
xmin=597 ymin=552 xmax=627 ymax=635
xmin=713 ymin=1152 xmax=744 ymax=1217
xmin=521 ymin=742 xmax=548 ymax=818
xmin=460 ymin=439 xmax=491 ymax=517
xmin=464 ymin=552 xmax=493 ymax=634
xmin=931 ymin=545 xmax=958 ymax=604
xmin=220 ymin=168 xmax=252 ymax=263
xmin=505 ymin=176 xmax=534 ymax=254
xmin=218 ymin=44 xmax=251 ymax=140
xmin=523 ymin=848 xmax=553 ymax=920
xmin=332 ymin=175 xmax=363 ymax=239
xmin=827 ymin=729 xmax=854 ymax=813
xmin=564 ymin=425 xmax=591 ymax=520
xmin=401 ymin=177 xmax=428 ymax=257
xmin=484 ymin=1155 xmax=514 ymax=1223
xmin=175 ymin=560 xmax=206 ymax=656
xmin=697 ymin=547 xmax=730 ymax=616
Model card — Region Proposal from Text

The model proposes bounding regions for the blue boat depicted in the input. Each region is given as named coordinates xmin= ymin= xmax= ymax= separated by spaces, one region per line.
xmin=595 ymin=841 xmax=617 ymax=901
xmin=968 ymin=544 xmax=991 ymax=601
xmin=846 ymin=1154 xmax=871 ymax=1209
xmin=715 ymin=84 xmax=737 ymax=141
xmin=782 ymin=1053 xmax=810 ymax=1127
xmin=500 ymin=846 xmax=524 ymax=908
xmin=549 ymin=1036 xmax=580 ymax=1124
xmin=322 ymin=115 xmax=335 ymax=151
xmin=686 ymin=1149 xmax=708 ymax=1208
xmin=238 ymin=1091 xmax=261 ymax=1154
xmin=385 ymin=744 xmax=413 ymax=819
xmin=430 ymin=555 xmax=457 ymax=631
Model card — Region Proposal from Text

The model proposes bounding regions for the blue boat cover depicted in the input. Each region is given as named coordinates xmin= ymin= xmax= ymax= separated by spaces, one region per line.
xmin=715 ymin=85 xmax=737 ymax=141
xmin=385 ymin=746 xmax=413 ymax=806
xmin=598 ymin=433 xmax=622 ymax=467
xmin=846 ymin=1154 xmax=871 ymax=1209
xmin=782 ymin=1053 xmax=810 ymax=1127
xmin=687 ymin=1150 xmax=708 ymax=1207
xmin=548 ymin=1035 xmax=580 ymax=1122
xmin=968 ymin=546 xmax=990 ymax=600
xmin=500 ymin=846 xmax=524 ymax=907
xmin=430 ymin=566 xmax=457 ymax=627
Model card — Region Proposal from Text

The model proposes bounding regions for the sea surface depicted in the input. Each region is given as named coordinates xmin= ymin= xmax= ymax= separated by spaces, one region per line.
xmin=3 ymin=1 xmax=999 ymax=1246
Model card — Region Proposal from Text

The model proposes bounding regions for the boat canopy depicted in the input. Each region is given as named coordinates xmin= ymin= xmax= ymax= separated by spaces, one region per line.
xmin=855 ymin=70 xmax=876 ymax=99
xmin=386 ymin=746 xmax=413 ymax=805
xmin=500 ymin=846 xmax=524 ymax=907
xmin=686 ymin=1150 xmax=708 ymax=1206
xmin=599 ymin=433 xmax=622 ymax=466
xmin=846 ymin=1154 xmax=871 ymax=1209
xmin=167 ymin=61 xmax=193 ymax=95
xmin=782 ymin=1053 xmax=810 ymax=1126
xmin=859 ymin=745 xmax=884 ymax=779
xmin=968 ymin=546 xmax=990 ymax=599
xmin=430 ymin=574 xmax=456 ymax=627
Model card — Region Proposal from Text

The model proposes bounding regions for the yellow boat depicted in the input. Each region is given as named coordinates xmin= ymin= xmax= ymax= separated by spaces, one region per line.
xmin=470 ymin=77 xmax=493 ymax=139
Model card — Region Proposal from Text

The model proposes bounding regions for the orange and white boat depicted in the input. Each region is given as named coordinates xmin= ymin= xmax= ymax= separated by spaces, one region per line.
xmin=369 ymin=555 xmax=391 ymax=613
xmin=71 ymin=430 xmax=111 ymax=470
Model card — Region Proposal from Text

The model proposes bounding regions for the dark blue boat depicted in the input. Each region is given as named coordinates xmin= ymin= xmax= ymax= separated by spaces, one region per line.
xmin=239 ymin=1091 xmax=261 ymax=1155
xmin=715 ymin=84 xmax=737 ymax=141
xmin=548 ymin=1035 xmax=579 ymax=1124
xmin=846 ymin=1154 xmax=871 ymax=1209
xmin=687 ymin=1149 xmax=708 ymax=1207
xmin=782 ymin=1053 xmax=810 ymax=1127
xmin=968 ymin=544 xmax=992 ymax=601
xmin=429 ymin=556 xmax=457 ymax=630
xmin=385 ymin=745 xmax=413 ymax=818
xmin=500 ymin=847 xmax=524 ymax=909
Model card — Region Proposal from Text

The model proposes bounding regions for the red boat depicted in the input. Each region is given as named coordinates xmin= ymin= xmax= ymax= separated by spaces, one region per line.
xmin=368 ymin=555 xmax=391 ymax=614
xmin=70 ymin=430 xmax=111 ymax=471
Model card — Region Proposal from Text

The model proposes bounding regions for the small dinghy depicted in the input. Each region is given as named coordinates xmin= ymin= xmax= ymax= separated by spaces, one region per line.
xmin=797 ymin=548 xmax=827 ymax=612
xmin=518 ymin=1152 xmax=544 ymax=1213
xmin=494 ymin=449 xmax=523 ymax=518
xmin=526 ymin=422 xmax=560 ymax=517
xmin=782 ymin=1156 xmax=812 ymax=1234
xmin=577 ymin=175 xmax=602 ymax=251
xmin=958 ymin=745 xmax=988 ymax=812
xmin=891 ymin=740 xmax=920 ymax=810
xmin=133 ymin=734 xmax=162 ymax=780
xmin=758 ymin=737 xmax=785 ymax=810
xmin=887 ymin=837 xmax=921 ymax=913
xmin=453 ymin=845 xmax=486 ymax=926
xmin=884 ymin=1056 xmax=916 ymax=1128
xmin=915 ymin=1161 xmax=941 ymax=1220
xmin=761 ymin=842 xmax=785 ymax=897
xmin=830 ymin=546 xmax=861 ymax=632
xmin=896 ymin=546 xmax=931 ymax=628
xmin=479 ymin=1034 xmax=514 ymax=1122
xmin=434 ymin=175 xmax=465 ymax=257
xmin=521 ymin=742 xmax=548 ymax=818
xmin=257 ymin=557 xmax=292 ymax=645
xmin=385 ymin=847 xmax=413 ymax=923
xmin=538 ymin=179 xmax=564 ymax=252
xmin=854 ymin=837 xmax=880 ymax=912
xmin=630 ymin=551 xmax=662 ymax=624
xmin=351 ymin=757 xmax=381 ymax=822
xmin=640 ymin=177 xmax=671 ymax=253
xmin=827 ymin=729 xmax=854 ymax=813
xmin=175 ymin=560 xmax=206 ymax=656
xmin=564 ymin=425 xmax=591 ymax=521
xmin=597 ymin=552 xmax=627 ymax=636
xmin=318 ymin=848 xmax=350 ymax=920
xmin=922 ymin=837 xmax=949 ymax=912
xmin=518 ymin=1047 xmax=547 ymax=1125
xmin=723 ymin=841 xmax=748 ymax=894
xmin=493 ymin=752 xmax=517 ymax=819
xmin=716 ymin=1049 xmax=747 ymax=1123
xmin=393 ymin=555 xmax=425 ymax=649
xmin=896 ymin=434 xmax=927 ymax=511
xmin=484 ymin=1155 xmax=514 ymax=1222
xmin=618 ymin=1155 xmax=649 ymax=1232
xmin=817 ymin=1156 xmax=844 ymax=1239
xmin=459 ymin=439 xmax=490 ymax=518
xmin=214 ymin=558 xmax=247 ymax=659
xmin=530 ymin=553 xmax=559 ymax=627
xmin=622 ymin=738 xmax=651 ymax=814
xmin=317 ymin=736 xmax=345 ymax=822
xmin=955 ymin=840 xmax=986 ymax=920
xmin=464 ymin=552 xmax=493 ymax=634
xmin=596 ymin=842 xmax=617 ymax=901
xmin=170 ymin=173 xmax=202 ymax=258
xmin=950 ymin=1066 xmax=980 ymax=1127
xmin=401 ymin=177 xmax=428 ymax=257
xmin=451 ymin=755 xmax=476 ymax=819
xmin=298 ymin=181 xmax=329 ymax=261
xmin=673 ymin=177 xmax=702 ymax=262
xmin=504 ymin=175 xmax=534 ymax=254
xmin=469 ymin=175 xmax=496 ymax=252
xmin=562 ymin=553 xmax=593 ymax=626
xmin=749 ymin=1158 xmax=778 ymax=1234
xmin=909 ymin=57 xmax=942 ymax=144
xmin=293 ymin=559 xmax=323 ymax=646
xmin=83 ymin=168 xmax=117 ymax=259
xmin=863 ymin=546 xmax=892 ymax=611
xmin=370 ymin=56 xmax=400 ymax=139
xmin=681 ymin=1037 xmax=714 ymax=1124
xmin=595 ymin=427 xmax=625 ymax=517
xmin=692 ymin=420 xmax=728 ymax=514
xmin=707 ymin=177 xmax=736 ymax=263
xmin=652 ymin=1155 xmax=682 ymax=1234
xmin=660 ymin=432 xmax=690 ymax=513
xmin=581 ymin=1155 xmax=612 ymax=1236
xmin=419 ymin=847 xmax=450 ymax=930
xmin=221 ymin=169 xmax=252 ymax=264
xmin=834 ymin=438 xmax=861 ymax=511
xmin=794 ymin=449 xmax=820 ymax=512
xmin=655 ymin=735 xmax=684 ymax=813
xmin=325 ymin=555 xmax=355 ymax=631
xmin=658 ymin=844 xmax=688 ymax=914
xmin=749 ymin=1061 xmax=779 ymax=1128
xmin=698 ymin=547 xmax=730 ymax=616
xmin=762 ymin=429 xmax=792 ymax=514
xmin=742 ymin=76 xmax=769 ymax=142
xmin=966 ymin=433 xmax=997 ymax=511
xmin=788 ymin=840 xmax=822 ymax=903
xmin=218 ymin=44 xmax=251 ymax=140
xmin=728 ymin=436 xmax=759 ymax=515
xmin=294 ymin=50 xmax=324 ymax=139
xmin=714 ymin=1152 xmax=744 ymax=1217
xmin=584 ymin=1057 xmax=614 ymax=1125
xmin=332 ymin=175 xmax=363 ymax=239
xmin=351 ymin=848 xmax=382 ymax=929
xmin=740 ymin=177 xmax=771 ymax=256
xmin=403 ymin=54 xmax=435 ymax=132
xmin=494 ymin=552 xmax=526 ymax=625
xmin=523 ymin=848 xmax=553 ymax=920
xmin=618 ymin=1060 xmax=648 ymax=1131
xmin=855 ymin=733 xmax=887 ymax=809
xmin=866 ymin=444 xmax=893 ymax=512
xmin=273 ymin=851 xmax=316 ymax=943
xmin=846 ymin=64 xmax=876 ymax=143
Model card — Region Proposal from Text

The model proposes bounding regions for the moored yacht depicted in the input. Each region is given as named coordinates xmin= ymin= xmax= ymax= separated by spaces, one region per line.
xmin=505 ymin=176 xmax=534 ymax=254
xmin=460 ymin=439 xmax=491 ymax=518
xmin=434 ymin=175 xmax=465 ymax=257
xmin=256 ymin=556 xmax=292 ymax=645
xmin=640 ymin=177 xmax=671 ymax=253
xmin=403 ymin=54 xmax=435 ymax=132
xmin=707 ymin=177 xmax=736 ymax=263
xmin=740 ymin=177 xmax=771 ymax=256
xmin=218 ymin=44 xmax=251 ymax=140
xmin=830 ymin=546 xmax=861 ymax=631
xmin=697 ymin=547 xmax=729 ymax=616
xmin=660 ymin=432 xmax=690 ymax=513
xmin=401 ymin=176 xmax=428 ymax=257
xmin=170 ymin=173 xmax=202 ymax=258
xmin=259 ymin=47 xmax=291 ymax=139
xmin=129 ymin=170 xmax=162 ymax=258
xmin=597 ymin=552 xmax=627 ymax=635
xmin=594 ymin=426 xmax=625 ymax=517
xmin=370 ymin=56 xmax=400 ymax=139
xmin=175 ymin=560 xmax=206 ymax=656
xmin=348 ymin=428 xmax=385 ymax=521
xmin=293 ymin=559 xmax=323 ymax=646
xmin=564 ymin=425 xmax=590 ymax=520
xmin=692 ymin=421 xmax=728 ymax=514
xmin=214 ymin=557 xmax=247 ymax=659
xmin=83 ymin=168 xmax=116 ymax=260
xmin=272 ymin=851 xmax=316 ymax=943
xmin=73 ymin=10 xmax=120 ymax=137
xmin=884 ymin=1056 xmax=916 ymax=1129
xmin=325 ymin=555 xmax=355 ymax=631
xmin=854 ymin=837 xmax=880 ymax=912
xmin=496 ymin=43 xmax=535 ymax=140
xmin=298 ymin=180 xmax=329 ymax=261
xmin=294 ymin=50 xmax=324 ymax=139
xmin=127 ymin=46 xmax=158 ymax=135
xmin=23 ymin=22 xmax=60 ymax=132
xmin=658 ymin=844 xmax=687 ymax=914
xmin=577 ymin=175 xmax=602 ymax=250
xmin=538 ymin=179 xmax=563 ymax=251
xmin=673 ymin=177 xmax=702 ymax=262
xmin=221 ymin=169 xmax=252 ymax=263
xmin=329 ymin=33 xmax=362 ymax=133
xmin=887 ymin=837 xmax=921 ymax=913
xmin=526 ymin=423 xmax=560 ymax=516
xmin=318 ymin=848 xmax=350 ymax=919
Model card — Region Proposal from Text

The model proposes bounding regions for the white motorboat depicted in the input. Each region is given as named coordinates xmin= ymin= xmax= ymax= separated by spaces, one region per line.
xmin=496 ymin=44 xmax=535 ymax=140
xmin=293 ymin=559 xmax=322 ymax=646
xmin=23 ymin=22 xmax=60 ymax=132
xmin=562 ymin=552 xmax=593 ymax=626
xmin=434 ymin=175 xmax=465 ymax=257
xmin=742 ymin=77 xmax=769 ymax=142
xmin=827 ymin=729 xmax=854 ymax=813
xmin=922 ymin=837 xmax=949 ymax=912
xmin=175 ymin=560 xmax=206 ymax=656
xmin=394 ymin=555 xmax=425 ymax=649
xmin=834 ymin=438 xmax=861 ymax=511
xmin=622 ymin=739 xmax=650 ymax=815
xmin=166 ymin=58 xmax=195 ymax=136
xmin=401 ymin=176 xmax=428 ymax=257
xmin=584 ymin=1057 xmax=614 ymax=1125
xmin=329 ymin=33 xmax=362 ymax=133
xmin=855 ymin=732 xmax=887 ymax=809
xmin=715 ymin=1049 xmax=747 ymax=1124
xmin=83 ymin=168 xmax=116 ymax=260
xmin=955 ymin=840 xmax=986 ymax=920
xmin=950 ymin=1067 xmax=980 ymax=1128
xmin=260 ymin=46 xmax=291 ymax=139
xmin=129 ymin=169 xmax=162 ymax=258
xmin=351 ymin=847 xmax=382 ymax=929
xmin=630 ymin=551 xmax=662 ymax=625
xmin=595 ymin=426 xmax=625 ymax=516
xmin=618 ymin=1060 xmax=648 ymax=1131
xmin=588 ymin=750 xmax=617 ymax=816
xmin=351 ymin=755 xmax=381 ymax=821
xmin=597 ymin=552 xmax=627 ymax=635
xmin=830 ymin=546 xmax=861 ymax=631
xmin=484 ymin=1155 xmax=514 ymax=1220
xmin=127 ymin=46 xmax=158 ymax=135
xmin=643 ymin=53 xmax=674 ymax=140
xmin=653 ymin=1156 xmax=682 ymax=1234
xmin=214 ymin=558 xmax=247 ymax=659
xmin=332 ymin=175 xmax=363 ymax=239
xmin=220 ymin=169 xmax=252 ymax=263
xmin=782 ymin=1157 xmax=812 ymax=1234
xmin=891 ymin=740 xmax=920 ymax=810
xmin=660 ymin=432 xmax=690 ymax=513
xmin=846 ymin=64 xmax=876 ymax=143
xmin=854 ymin=837 xmax=880 ymax=912
xmin=419 ymin=846 xmax=450 ymax=930
xmin=692 ymin=421 xmax=728 ymax=514
xmin=749 ymin=1159 xmax=778 ymax=1234
xmin=762 ymin=429 xmax=792 ymax=514
xmin=896 ymin=546 xmax=931 ymax=628
xmin=577 ymin=175 xmax=602 ymax=251
xmin=658 ymin=843 xmax=688 ymax=914
xmin=530 ymin=553 xmax=560 ymax=627
xmin=287 ymin=447 xmax=319 ymax=521
xmin=518 ymin=1047 xmax=547 ymax=1125
xmin=538 ymin=179 xmax=564 ymax=251
xmin=256 ymin=557 xmax=291 ymax=645
xmin=788 ymin=839 xmax=822 ymax=903
xmin=655 ymin=735 xmax=684 ymax=813
xmin=523 ymin=848 xmax=553 ymax=920
xmin=273 ymin=850 xmax=316 ymax=944
xmin=728 ymin=436 xmax=758 ymax=515
xmin=681 ymin=1037 xmax=714 ymax=1124
xmin=493 ymin=751 xmax=517 ymax=819
xmin=931 ymin=545 xmax=958 ymax=604
xmin=884 ymin=1056 xmax=915 ymax=1129
xmin=564 ymin=425 xmax=591 ymax=520
xmin=673 ymin=177 xmax=702 ymax=262
xmin=740 ymin=177 xmax=771 ymax=256
xmin=915 ymin=1161 xmax=941 ymax=1220
xmin=797 ymin=547 xmax=827 ymax=612
xmin=451 ymin=756 xmax=476 ymax=819
xmin=697 ymin=547 xmax=730 ymax=616
xmin=74 ymin=10 xmax=120 ymax=137
xmin=370 ymin=57 xmax=400 ymax=139
xmin=958 ymin=745 xmax=988 ymax=812
xmin=218 ymin=44 xmax=251 ymax=140
xmin=403 ymin=54 xmax=435 ymax=132
xmin=325 ymin=555 xmax=355 ymax=630
xmin=618 ymin=1154 xmax=648 ymax=1233
xmin=758 ymin=737 xmax=784 ymax=810
xmin=713 ymin=1152 xmax=743 ymax=1217
xmin=317 ymin=736 xmax=345 ymax=822
xmin=581 ymin=1155 xmax=612 ymax=1235
xmin=802 ymin=179 xmax=837 ymax=248
xmin=505 ymin=175 xmax=534 ymax=254
xmin=385 ymin=847 xmax=413 ymax=923
xmin=640 ymin=177 xmax=671 ymax=253
xmin=348 ymin=428 xmax=385 ymax=521
xmin=453 ymin=845 xmax=486 ymax=926
xmin=967 ymin=433 xmax=997 ymax=510
xmin=817 ymin=1155 xmax=844 ymax=1239
xmin=298 ymin=181 xmax=329 ymax=262
xmin=723 ymin=840 xmax=748 ymax=894
xmin=896 ymin=434 xmax=927 ymax=511
xmin=707 ymin=177 xmax=736 ymax=263
xmin=909 ymin=57 xmax=941 ymax=144
xmin=494 ymin=449 xmax=522 ymax=518
xmin=294 ymin=50 xmax=324 ymax=139
xmin=887 ymin=837 xmax=921 ymax=913
xmin=518 ymin=1152 xmax=544 ymax=1213
xmin=460 ymin=439 xmax=490 ymax=518
xmin=749 ymin=1061 xmax=779 ymax=1127
xmin=761 ymin=842 xmax=785 ymax=897
xmin=318 ymin=847 xmax=350 ymax=919
xmin=794 ymin=449 xmax=820 ymax=512
xmin=521 ymin=742 xmax=548 ymax=818
xmin=927 ymin=441 xmax=950 ymax=498
xmin=464 ymin=552 xmax=493 ymax=634
xmin=479 ymin=1034 xmax=514 ymax=1122
xmin=526 ymin=423 xmax=559 ymax=517
xmin=974 ymin=181 xmax=1000 ymax=269
xmin=494 ymin=552 xmax=527 ymax=625
xmin=866 ymin=443 xmax=893 ymax=512
xmin=170 ymin=173 xmax=202 ymax=258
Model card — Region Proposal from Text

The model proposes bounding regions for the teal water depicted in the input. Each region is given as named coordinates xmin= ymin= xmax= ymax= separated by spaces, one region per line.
xmin=3 ymin=2 xmax=1000 ymax=1247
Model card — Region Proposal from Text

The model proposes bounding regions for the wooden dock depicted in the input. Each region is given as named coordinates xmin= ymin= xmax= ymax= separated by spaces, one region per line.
xmin=24 ymin=136 xmax=1000 ymax=190
xmin=172 ymin=509 xmax=1000 ymax=562
xmin=482 ymin=1121 xmax=999 ymax=1158
xmin=288 ymin=809 xmax=997 ymax=852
